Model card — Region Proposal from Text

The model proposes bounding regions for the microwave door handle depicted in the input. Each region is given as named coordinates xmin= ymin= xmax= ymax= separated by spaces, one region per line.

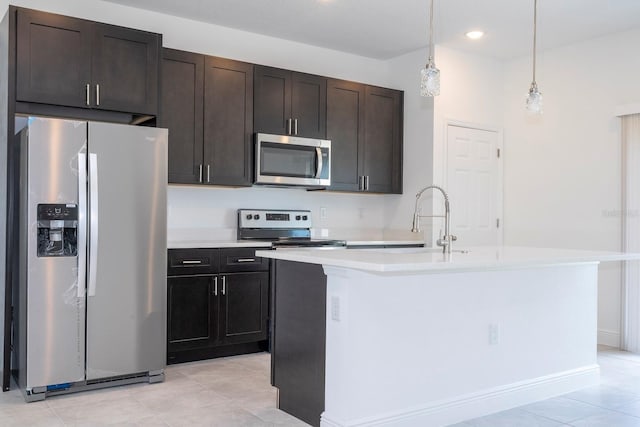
xmin=315 ymin=147 xmax=323 ymax=179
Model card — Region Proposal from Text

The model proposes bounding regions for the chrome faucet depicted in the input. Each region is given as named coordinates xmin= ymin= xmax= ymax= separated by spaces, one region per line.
xmin=411 ymin=185 xmax=456 ymax=254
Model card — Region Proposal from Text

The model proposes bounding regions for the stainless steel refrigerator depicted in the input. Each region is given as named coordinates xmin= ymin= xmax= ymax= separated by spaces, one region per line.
xmin=16 ymin=117 xmax=167 ymax=402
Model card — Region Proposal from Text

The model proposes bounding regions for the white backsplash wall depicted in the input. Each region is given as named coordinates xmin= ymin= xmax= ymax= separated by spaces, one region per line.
xmin=167 ymin=185 xmax=389 ymax=238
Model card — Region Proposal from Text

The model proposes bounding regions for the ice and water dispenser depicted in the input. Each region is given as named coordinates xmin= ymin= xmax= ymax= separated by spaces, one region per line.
xmin=36 ymin=204 xmax=78 ymax=257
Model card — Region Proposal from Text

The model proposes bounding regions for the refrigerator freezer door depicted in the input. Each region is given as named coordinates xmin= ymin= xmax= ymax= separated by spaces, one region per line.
xmin=85 ymin=122 xmax=167 ymax=380
xmin=24 ymin=117 xmax=87 ymax=389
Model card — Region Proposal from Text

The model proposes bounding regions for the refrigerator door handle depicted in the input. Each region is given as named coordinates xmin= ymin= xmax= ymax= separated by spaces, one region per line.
xmin=77 ymin=153 xmax=87 ymax=298
xmin=88 ymin=152 xmax=99 ymax=297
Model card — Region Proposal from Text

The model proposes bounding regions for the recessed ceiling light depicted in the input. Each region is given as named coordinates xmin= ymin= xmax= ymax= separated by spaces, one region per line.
xmin=465 ymin=31 xmax=484 ymax=40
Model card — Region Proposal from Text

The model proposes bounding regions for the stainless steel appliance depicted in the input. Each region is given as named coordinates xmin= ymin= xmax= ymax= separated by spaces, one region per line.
xmin=16 ymin=117 xmax=167 ymax=402
xmin=237 ymin=209 xmax=346 ymax=248
xmin=254 ymin=133 xmax=331 ymax=188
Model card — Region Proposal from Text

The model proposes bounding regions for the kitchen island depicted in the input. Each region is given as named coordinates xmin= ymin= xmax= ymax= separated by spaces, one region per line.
xmin=258 ymin=246 xmax=638 ymax=427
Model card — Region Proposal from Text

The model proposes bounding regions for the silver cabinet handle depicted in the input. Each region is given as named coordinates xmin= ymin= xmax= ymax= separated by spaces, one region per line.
xmin=181 ymin=260 xmax=202 ymax=265
xmin=207 ymin=164 xmax=210 ymax=183
xmin=365 ymin=175 xmax=370 ymax=191
xmin=236 ymin=258 xmax=256 ymax=263
xmin=88 ymin=153 xmax=99 ymax=297
xmin=213 ymin=276 xmax=218 ymax=296
xmin=294 ymin=119 xmax=298 ymax=135
xmin=358 ymin=176 xmax=364 ymax=191
xmin=199 ymin=164 xmax=203 ymax=183
xmin=287 ymin=118 xmax=292 ymax=135
xmin=96 ymin=84 xmax=100 ymax=106
xmin=222 ymin=276 xmax=226 ymax=295
xmin=315 ymin=147 xmax=323 ymax=179
xmin=85 ymin=84 xmax=90 ymax=106
xmin=77 ymin=153 xmax=87 ymax=298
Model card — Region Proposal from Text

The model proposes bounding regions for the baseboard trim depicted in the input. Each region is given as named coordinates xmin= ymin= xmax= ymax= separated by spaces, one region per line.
xmin=320 ymin=365 xmax=600 ymax=427
xmin=598 ymin=329 xmax=620 ymax=348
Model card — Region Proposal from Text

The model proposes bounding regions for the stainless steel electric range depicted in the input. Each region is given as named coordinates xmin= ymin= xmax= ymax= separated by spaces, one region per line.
xmin=237 ymin=209 xmax=346 ymax=248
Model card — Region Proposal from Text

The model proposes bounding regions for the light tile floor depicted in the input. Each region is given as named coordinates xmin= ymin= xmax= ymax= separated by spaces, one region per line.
xmin=1 ymin=346 xmax=640 ymax=426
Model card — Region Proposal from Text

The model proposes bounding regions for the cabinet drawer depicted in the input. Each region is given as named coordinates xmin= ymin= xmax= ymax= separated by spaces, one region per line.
xmin=168 ymin=249 xmax=219 ymax=276
xmin=220 ymin=248 xmax=270 ymax=272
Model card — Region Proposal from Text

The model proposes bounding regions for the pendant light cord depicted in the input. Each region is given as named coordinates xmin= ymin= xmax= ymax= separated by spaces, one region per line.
xmin=428 ymin=0 xmax=434 ymax=62
xmin=532 ymin=0 xmax=537 ymax=84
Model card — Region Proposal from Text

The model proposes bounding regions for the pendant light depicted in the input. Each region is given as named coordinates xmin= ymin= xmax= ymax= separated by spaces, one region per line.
xmin=525 ymin=0 xmax=542 ymax=113
xmin=420 ymin=0 xmax=440 ymax=97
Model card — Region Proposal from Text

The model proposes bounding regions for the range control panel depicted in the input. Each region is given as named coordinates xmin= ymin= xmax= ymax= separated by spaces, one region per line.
xmin=237 ymin=209 xmax=312 ymax=229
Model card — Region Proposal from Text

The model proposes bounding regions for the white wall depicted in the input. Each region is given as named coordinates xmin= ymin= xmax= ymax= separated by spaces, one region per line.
xmin=503 ymin=28 xmax=640 ymax=346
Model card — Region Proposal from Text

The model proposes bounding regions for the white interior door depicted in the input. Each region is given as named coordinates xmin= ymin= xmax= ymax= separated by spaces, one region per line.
xmin=446 ymin=124 xmax=502 ymax=246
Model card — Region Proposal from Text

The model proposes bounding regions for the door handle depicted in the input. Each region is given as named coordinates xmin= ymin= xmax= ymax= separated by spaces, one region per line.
xmin=181 ymin=260 xmax=202 ymax=265
xmin=88 ymin=153 xmax=99 ymax=297
xmin=207 ymin=164 xmax=211 ymax=183
xmin=214 ymin=276 xmax=218 ymax=296
xmin=365 ymin=175 xmax=370 ymax=191
xmin=294 ymin=119 xmax=298 ymax=135
xmin=236 ymin=258 xmax=256 ymax=263
xmin=315 ymin=147 xmax=323 ymax=179
xmin=199 ymin=164 xmax=203 ymax=183
xmin=222 ymin=276 xmax=226 ymax=295
xmin=96 ymin=84 xmax=100 ymax=106
xmin=287 ymin=118 xmax=292 ymax=135
xmin=358 ymin=175 xmax=364 ymax=191
xmin=77 ymin=153 xmax=87 ymax=298
xmin=85 ymin=84 xmax=90 ymax=106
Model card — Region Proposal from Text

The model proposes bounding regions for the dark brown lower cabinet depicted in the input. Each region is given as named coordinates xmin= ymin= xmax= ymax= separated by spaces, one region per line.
xmin=167 ymin=248 xmax=269 ymax=364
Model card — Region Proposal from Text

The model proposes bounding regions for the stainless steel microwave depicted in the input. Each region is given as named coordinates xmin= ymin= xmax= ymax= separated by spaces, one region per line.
xmin=254 ymin=133 xmax=331 ymax=187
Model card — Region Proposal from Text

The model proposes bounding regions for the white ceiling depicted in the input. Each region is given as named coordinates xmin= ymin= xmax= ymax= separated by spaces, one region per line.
xmin=102 ymin=0 xmax=640 ymax=60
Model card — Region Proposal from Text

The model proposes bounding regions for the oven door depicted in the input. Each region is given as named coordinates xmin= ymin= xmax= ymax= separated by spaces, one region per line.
xmin=255 ymin=133 xmax=331 ymax=187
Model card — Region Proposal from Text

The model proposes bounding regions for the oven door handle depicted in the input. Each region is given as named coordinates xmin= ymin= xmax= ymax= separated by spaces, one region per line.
xmin=315 ymin=147 xmax=323 ymax=179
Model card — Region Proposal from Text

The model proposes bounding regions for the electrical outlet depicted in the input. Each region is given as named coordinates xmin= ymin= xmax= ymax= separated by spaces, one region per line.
xmin=320 ymin=207 xmax=327 ymax=219
xmin=489 ymin=323 xmax=500 ymax=345
xmin=331 ymin=296 xmax=340 ymax=321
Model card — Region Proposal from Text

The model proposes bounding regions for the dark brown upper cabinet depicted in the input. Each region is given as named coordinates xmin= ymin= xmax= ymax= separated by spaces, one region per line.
xmin=160 ymin=49 xmax=204 ymax=184
xmin=363 ymin=85 xmax=403 ymax=194
xmin=327 ymin=79 xmax=365 ymax=192
xmin=327 ymin=80 xmax=403 ymax=194
xmin=254 ymin=66 xmax=326 ymax=139
xmin=160 ymin=48 xmax=253 ymax=186
xmin=203 ymin=56 xmax=253 ymax=186
xmin=16 ymin=7 xmax=160 ymax=116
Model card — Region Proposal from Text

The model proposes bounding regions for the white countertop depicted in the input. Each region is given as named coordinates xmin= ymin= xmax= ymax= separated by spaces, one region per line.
xmin=256 ymin=245 xmax=640 ymax=273
xmin=167 ymin=228 xmax=425 ymax=249
xmin=167 ymin=239 xmax=424 ymax=249
xmin=168 ymin=240 xmax=273 ymax=249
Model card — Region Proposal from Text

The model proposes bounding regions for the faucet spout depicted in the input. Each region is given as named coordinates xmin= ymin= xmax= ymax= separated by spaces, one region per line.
xmin=411 ymin=185 xmax=454 ymax=254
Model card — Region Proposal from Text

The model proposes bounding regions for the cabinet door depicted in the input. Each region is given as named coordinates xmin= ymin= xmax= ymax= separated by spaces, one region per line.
xmin=91 ymin=23 xmax=160 ymax=115
xmin=327 ymin=79 xmax=364 ymax=191
xmin=363 ymin=86 xmax=403 ymax=194
xmin=160 ymin=49 xmax=204 ymax=184
xmin=220 ymin=272 xmax=269 ymax=345
xmin=167 ymin=276 xmax=217 ymax=354
xmin=16 ymin=8 xmax=92 ymax=108
xmin=291 ymin=72 xmax=326 ymax=138
xmin=204 ymin=57 xmax=253 ymax=186
xmin=254 ymin=66 xmax=291 ymax=135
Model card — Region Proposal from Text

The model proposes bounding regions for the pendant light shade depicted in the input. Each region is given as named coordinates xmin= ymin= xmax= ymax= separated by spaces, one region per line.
xmin=525 ymin=0 xmax=542 ymax=113
xmin=420 ymin=0 xmax=440 ymax=97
